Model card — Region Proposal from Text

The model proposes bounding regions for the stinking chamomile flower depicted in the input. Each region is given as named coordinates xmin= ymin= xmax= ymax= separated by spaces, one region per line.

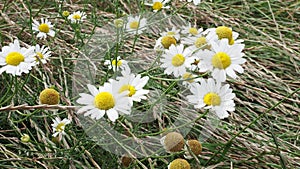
xmin=34 ymin=44 xmax=51 ymax=64
xmin=112 ymin=69 xmax=150 ymax=105
xmin=104 ymin=56 xmax=129 ymax=72
xmin=125 ymin=15 xmax=147 ymax=35
xmin=39 ymin=88 xmax=60 ymax=105
xmin=168 ymin=158 xmax=191 ymax=169
xmin=184 ymin=139 xmax=202 ymax=159
xmin=0 ymin=39 xmax=35 ymax=76
xmin=68 ymin=11 xmax=87 ymax=23
xmin=76 ymin=83 xmax=131 ymax=122
xmin=198 ymin=39 xmax=246 ymax=82
xmin=181 ymin=33 xmax=211 ymax=52
xmin=187 ymin=78 xmax=236 ymax=119
xmin=32 ymin=18 xmax=55 ymax=39
xmin=205 ymin=26 xmax=244 ymax=45
xmin=145 ymin=0 xmax=171 ymax=12
xmin=160 ymin=44 xmax=192 ymax=77
xmin=179 ymin=0 xmax=201 ymax=5
xmin=181 ymin=23 xmax=203 ymax=37
xmin=181 ymin=72 xmax=199 ymax=87
xmin=154 ymin=35 xmax=177 ymax=50
xmin=161 ymin=26 xmax=181 ymax=41
xmin=51 ymin=117 xmax=71 ymax=137
xmin=160 ymin=132 xmax=185 ymax=153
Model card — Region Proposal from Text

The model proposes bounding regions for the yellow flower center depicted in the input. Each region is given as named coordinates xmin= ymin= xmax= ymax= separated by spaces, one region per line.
xmin=161 ymin=36 xmax=176 ymax=49
xmin=73 ymin=14 xmax=81 ymax=20
xmin=182 ymin=73 xmax=194 ymax=83
xmin=172 ymin=54 xmax=185 ymax=67
xmin=112 ymin=59 xmax=122 ymax=66
xmin=94 ymin=92 xmax=115 ymax=110
xmin=169 ymin=159 xmax=190 ymax=169
xmin=62 ymin=11 xmax=70 ymax=17
xmin=38 ymin=23 xmax=50 ymax=33
xmin=39 ymin=88 xmax=60 ymax=105
xmin=129 ymin=21 xmax=139 ymax=29
xmin=211 ymin=52 xmax=231 ymax=69
xmin=167 ymin=31 xmax=175 ymax=36
xmin=153 ymin=2 xmax=163 ymax=10
xmin=189 ymin=27 xmax=198 ymax=35
xmin=56 ymin=122 xmax=65 ymax=132
xmin=119 ymin=85 xmax=136 ymax=97
xmin=203 ymin=92 xmax=221 ymax=106
xmin=36 ymin=52 xmax=44 ymax=60
xmin=194 ymin=37 xmax=207 ymax=48
xmin=5 ymin=52 xmax=25 ymax=66
xmin=215 ymin=26 xmax=234 ymax=45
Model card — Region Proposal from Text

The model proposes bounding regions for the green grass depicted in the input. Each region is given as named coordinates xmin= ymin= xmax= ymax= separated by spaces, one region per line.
xmin=0 ymin=0 xmax=299 ymax=169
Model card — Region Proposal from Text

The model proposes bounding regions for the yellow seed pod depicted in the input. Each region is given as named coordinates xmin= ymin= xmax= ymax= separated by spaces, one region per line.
xmin=163 ymin=132 xmax=184 ymax=152
xmin=186 ymin=139 xmax=202 ymax=156
xmin=168 ymin=158 xmax=190 ymax=169
xmin=39 ymin=88 xmax=60 ymax=105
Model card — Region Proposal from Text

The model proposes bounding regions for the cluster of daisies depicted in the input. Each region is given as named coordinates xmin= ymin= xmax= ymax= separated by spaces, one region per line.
xmin=144 ymin=0 xmax=201 ymax=13
xmin=154 ymin=24 xmax=246 ymax=119
xmin=112 ymin=13 xmax=246 ymax=120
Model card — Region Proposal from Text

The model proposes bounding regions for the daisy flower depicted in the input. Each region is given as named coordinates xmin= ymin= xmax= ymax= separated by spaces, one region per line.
xmin=181 ymin=72 xmax=200 ymax=87
xmin=168 ymin=158 xmax=191 ymax=169
xmin=205 ymin=26 xmax=244 ymax=45
xmin=179 ymin=0 xmax=201 ymax=5
xmin=68 ymin=11 xmax=87 ymax=23
xmin=34 ymin=44 xmax=51 ymax=64
xmin=32 ymin=18 xmax=55 ymax=39
xmin=104 ymin=56 xmax=129 ymax=72
xmin=125 ymin=15 xmax=147 ymax=35
xmin=181 ymin=34 xmax=211 ymax=53
xmin=112 ymin=70 xmax=149 ymax=105
xmin=160 ymin=44 xmax=192 ymax=77
xmin=0 ymin=39 xmax=35 ymax=76
xmin=154 ymin=35 xmax=177 ymax=51
xmin=160 ymin=26 xmax=181 ymax=41
xmin=76 ymin=83 xmax=131 ymax=122
xmin=51 ymin=117 xmax=71 ymax=137
xmin=187 ymin=78 xmax=236 ymax=119
xmin=145 ymin=0 xmax=171 ymax=12
xmin=198 ymin=39 xmax=246 ymax=82
xmin=181 ymin=23 xmax=203 ymax=36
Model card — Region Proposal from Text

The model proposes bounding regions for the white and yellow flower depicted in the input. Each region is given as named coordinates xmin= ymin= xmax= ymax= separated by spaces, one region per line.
xmin=160 ymin=44 xmax=192 ymax=77
xmin=32 ymin=18 xmax=55 ymax=39
xmin=187 ymin=78 xmax=235 ymax=119
xmin=160 ymin=26 xmax=181 ymax=40
xmin=76 ymin=83 xmax=131 ymax=122
xmin=51 ymin=117 xmax=71 ymax=137
xmin=0 ymin=39 xmax=35 ymax=76
xmin=205 ymin=26 xmax=244 ymax=45
xmin=154 ymin=35 xmax=177 ymax=51
xmin=104 ymin=56 xmax=129 ymax=72
xmin=145 ymin=0 xmax=171 ymax=12
xmin=181 ymin=23 xmax=203 ymax=37
xmin=198 ymin=39 xmax=246 ymax=82
xmin=34 ymin=44 xmax=51 ymax=64
xmin=181 ymin=34 xmax=211 ymax=52
xmin=181 ymin=72 xmax=200 ymax=87
xmin=112 ymin=70 xmax=149 ymax=105
xmin=68 ymin=11 xmax=86 ymax=23
xmin=125 ymin=15 xmax=147 ymax=35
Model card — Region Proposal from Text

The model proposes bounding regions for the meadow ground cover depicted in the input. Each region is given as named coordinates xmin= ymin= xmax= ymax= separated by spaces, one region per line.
xmin=0 ymin=0 xmax=299 ymax=169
